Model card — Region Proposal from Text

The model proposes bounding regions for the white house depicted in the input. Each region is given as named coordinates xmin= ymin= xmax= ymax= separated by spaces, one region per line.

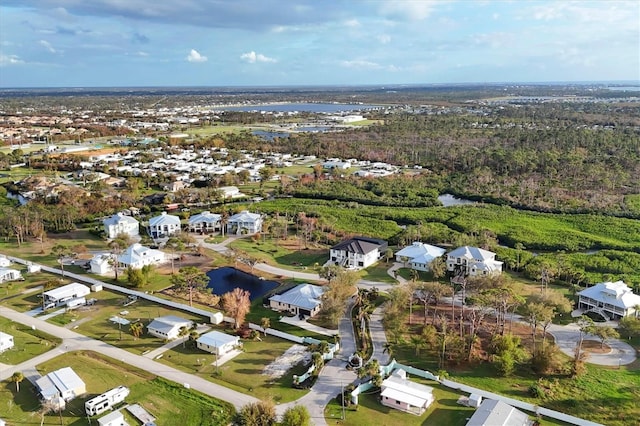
xmin=0 ymin=267 xmax=23 ymax=283
xmin=269 ymin=284 xmax=325 ymax=317
xmin=578 ymin=280 xmax=640 ymax=320
xmin=395 ymin=242 xmax=446 ymax=272
xmin=98 ymin=410 xmax=126 ymax=426
xmin=465 ymin=399 xmax=533 ymax=426
xmin=330 ymin=237 xmax=388 ymax=270
xmin=188 ymin=211 xmax=222 ymax=233
xmin=35 ymin=367 xmax=86 ymax=409
xmin=147 ymin=315 xmax=193 ymax=340
xmin=103 ymin=213 xmax=139 ymax=239
xmin=196 ymin=331 xmax=240 ymax=356
xmin=0 ymin=332 xmax=14 ymax=353
xmin=118 ymin=244 xmax=165 ymax=269
xmin=218 ymin=186 xmax=243 ymax=199
xmin=380 ymin=369 xmax=435 ymax=416
xmin=43 ymin=283 xmax=90 ymax=307
xmin=89 ymin=254 xmax=113 ymax=275
xmin=227 ymin=210 xmax=263 ymax=235
xmin=148 ymin=212 xmax=181 ymax=239
xmin=446 ymin=246 xmax=503 ymax=277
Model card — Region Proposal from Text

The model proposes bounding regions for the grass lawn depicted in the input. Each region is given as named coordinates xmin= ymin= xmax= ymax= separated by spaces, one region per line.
xmin=358 ymin=262 xmax=397 ymax=284
xmin=0 ymin=317 xmax=61 ymax=365
xmin=1 ymin=350 xmax=234 ymax=425
xmin=40 ymin=289 xmax=208 ymax=355
xmin=187 ymin=125 xmax=252 ymax=136
xmin=228 ymin=237 xmax=328 ymax=271
xmin=157 ymin=334 xmax=311 ymax=403
xmin=246 ymin=296 xmax=330 ymax=340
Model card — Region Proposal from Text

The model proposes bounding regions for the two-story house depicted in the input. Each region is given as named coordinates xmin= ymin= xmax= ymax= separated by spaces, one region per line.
xmin=446 ymin=246 xmax=503 ymax=277
xmin=330 ymin=236 xmax=388 ymax=270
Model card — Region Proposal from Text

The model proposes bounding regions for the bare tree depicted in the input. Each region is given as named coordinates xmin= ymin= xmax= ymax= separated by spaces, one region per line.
xmin=222 ymin=288 xmax=251 ymax=329
xmin=171 ymin=266 xmax=209 ymax=307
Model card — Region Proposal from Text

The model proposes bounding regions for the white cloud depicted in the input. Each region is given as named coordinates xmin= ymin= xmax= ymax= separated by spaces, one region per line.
xmin=0 ymin=54 xmax=24 ymax=66
xmin=345 ymin=19 xmax=360 ymax=28
xmin=240 ymin=51 xmax=276 ymax=63
xmin=39 ymin=40 xmax=57 ymax=53
xmin=377 ymin=34 xmax=391 ymax=44
xmin=379 ymin=0 xmax=442 ymax=21
xmin=340 ymin=59 xmax=382 ymax=69
xmin=186 ymin=49 xmax=207 ymax=63
xmin=137 ymin=51 xmax=149 ymax=57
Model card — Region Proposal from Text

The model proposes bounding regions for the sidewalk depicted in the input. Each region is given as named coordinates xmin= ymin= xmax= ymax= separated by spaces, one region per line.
xmin=279 ymin=316 xmax=338 ymax=337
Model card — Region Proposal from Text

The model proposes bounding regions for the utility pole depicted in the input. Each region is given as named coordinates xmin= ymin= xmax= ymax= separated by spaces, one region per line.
xmin=341 ymin=380 xmax=345 ymax=420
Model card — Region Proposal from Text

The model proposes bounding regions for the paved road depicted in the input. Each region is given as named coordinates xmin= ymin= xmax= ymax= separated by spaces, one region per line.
xmin=0 ymin=306 xmax=258 ymax=410
xmin=369 ymin=306 xmax=390 ymax=365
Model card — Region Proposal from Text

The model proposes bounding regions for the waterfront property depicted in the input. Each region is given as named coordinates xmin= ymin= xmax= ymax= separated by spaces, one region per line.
xmin=330 ymin=236 xmax=388 ymax=270
xmin=446 ymin=246 xmax=503 ymax=277
xmin=35 ymin=367 xmax=86 ymax=410
xmin=380 ymin=369 xmax=435 ymax=416
xmin=269 ymin=283 xmax=325 ymax=318
xmin=196 ymin=331 xmax=240 ymax=356
xmin=206 ymin=267 xmax=278 ymax=301
xmin=188 ymin=210 xmax=222 ymax=233
xmin=148 ymin=212 xmax=181 ymax=239
xmin=227 ymin=210 xmax=263 ymax=235
xmin=395 ymin=242 xmax=446 ymax=272
xmin=577 ymin=280 xmax=640 ymax=320
xmin=147 ymin=315 xmax=193 ymax=340
xmin=103 ymin=213 xmax=139 ymax=239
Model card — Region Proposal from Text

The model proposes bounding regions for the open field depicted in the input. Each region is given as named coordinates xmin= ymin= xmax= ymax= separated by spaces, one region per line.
xmin=228 ymin=236 xmax=327 ymax=271
xmin=0 ymin=317 xmax=61 ymax=365
xmin=156 ymin=334 xmax=310 ymax=403
xmin=0 ymin=350 xmax=234 ymax=425
xmin=187 ymin=125 xmax=255 ymax=136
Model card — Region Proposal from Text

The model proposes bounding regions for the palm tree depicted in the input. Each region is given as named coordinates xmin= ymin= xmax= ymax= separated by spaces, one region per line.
xmin=130 ymin=322 xmax=143 ymax=340
xmin=382 ymin=342 xmax=394 ymax=360
xmin=51 ymin=244 xmax=71 ymax=277
xmin=178 ymin=326 xmax=190 ymax=348
xmin=11 ymin=371 xmax=24 ymax=392
xmin=260 ymin=317 xmax=271 ymax=336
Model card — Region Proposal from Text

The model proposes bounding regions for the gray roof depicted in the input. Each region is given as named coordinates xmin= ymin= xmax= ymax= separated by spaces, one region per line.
xmin=103 ymin=213 xmax=138 ymax=226
xmin=36 ymin=367 xmax=85 ymax=400
xmin=197 ymin=331 xmax=239 ymax=347
xmin=147 ymin=315 xmax=192 ymax=333
xmin=578 ymin=280 xmax=640 ymax=309
xmin=270 ymin=284 xmax=325 ymax=310
xmin=331 ymin=237 xmax=387 ymax=255
xmin=188 ymin=211 xmax=222 ymax=225
xmin=149 ymin=212 xmax=180 ymax=227
xmin=448 ymin=246 xmax=496 ymax=261
xmin=465 ymin=399 xmax=532 ymax=426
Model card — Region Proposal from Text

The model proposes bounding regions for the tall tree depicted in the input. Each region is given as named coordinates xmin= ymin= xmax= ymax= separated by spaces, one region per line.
xmin=11 ymin=371 xmax=24 ymax=392
xmin=170 ymin=266 xmax=209 ymax=307
xmin=51 ymin=244 xmax=71 ymax=277
xmin=222 ymin=287 xmax=251 ymax=329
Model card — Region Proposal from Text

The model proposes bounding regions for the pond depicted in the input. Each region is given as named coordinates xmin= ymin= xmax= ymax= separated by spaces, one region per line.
xmin=206 ymin=267 xmax=278 ymax=301
xmin=438 ymin=193 xmax=477 ymax=207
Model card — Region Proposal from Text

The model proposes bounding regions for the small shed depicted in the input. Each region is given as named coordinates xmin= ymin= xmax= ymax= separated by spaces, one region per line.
xmin=0 ymin=332 xmax=13 ymax=353
xmin=469 ymin=393 xmax=482 ymax=408
xmin=98 ymin=410 xmax=125 ymax=426
xmin=210 ymin=312 xmax=224 ymax=325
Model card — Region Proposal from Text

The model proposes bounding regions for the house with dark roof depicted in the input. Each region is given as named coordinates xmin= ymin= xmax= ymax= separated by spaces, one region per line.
xmin=269 ymin=284 xmax=325 ymax=317
xmin=329 ymin=236 xmax=388 ymax=270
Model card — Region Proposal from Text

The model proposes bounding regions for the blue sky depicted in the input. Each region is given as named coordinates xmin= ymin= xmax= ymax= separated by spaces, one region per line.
xmin=0 ymin=0 xmax=638 ymax=87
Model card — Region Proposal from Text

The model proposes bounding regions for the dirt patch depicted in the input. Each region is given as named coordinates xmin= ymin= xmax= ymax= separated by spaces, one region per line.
xmin=262 ymin=344 xmax=311 ymax=378
xmin=155 ymin=253 xmax=214 ymax=274
xmin=582 ymin=339 xmax=611 ymax=354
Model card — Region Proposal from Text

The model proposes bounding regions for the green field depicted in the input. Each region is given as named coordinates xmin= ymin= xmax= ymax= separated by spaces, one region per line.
xmin=0 ymin=317 xmax=61 ymax=365
xmin=157 ymin=334 xmax=310 ymax=403
xmin=1 ymin=350 xmax=234 ymax=425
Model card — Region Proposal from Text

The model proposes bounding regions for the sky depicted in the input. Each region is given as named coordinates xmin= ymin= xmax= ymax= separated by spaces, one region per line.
xmin=0 ymin=0 xmax=638 ymax=88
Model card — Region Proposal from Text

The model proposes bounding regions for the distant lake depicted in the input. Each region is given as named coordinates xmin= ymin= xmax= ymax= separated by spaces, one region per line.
xmin=221 ymin=103 xmax=382 ymax=113
xmin=438 ymin=194 xmax=476 ymax=207
xmin=206 ymin=267 xmax=278 ymax=301
xmin=607 ymin=86 xmax=640 ymax=92
xmin=252 ymin=130 xmax=290 ymax=140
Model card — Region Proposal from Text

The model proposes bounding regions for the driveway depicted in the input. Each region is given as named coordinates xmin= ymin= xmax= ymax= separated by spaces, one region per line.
xmin=547 ymin=322 xmax=636 ymax=366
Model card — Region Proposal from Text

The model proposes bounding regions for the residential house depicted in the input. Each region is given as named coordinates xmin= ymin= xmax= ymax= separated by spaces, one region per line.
xmin=43 ymin=283 xmax=90 ymax=307
xmin=269 ymin=284 xmax=325 ymax=317
xmin=465 ymin=399 xmax=533 ymax=426
xmin=0 ymin=332 xmax=14 ymax=353
xmin=147 ymin=315 xmax=193 ymax=340
xmin=0 ymin=267 xmax=22 ymax=283
xmin=188 ymin=211 xmax=222 ymax=233
xmin=330 ymin=237 xmax=388 ymax=270
xmin=578 ymin=280 xmax=640 ymax=320
xmin=35 ymin=367 xmax=86 ymax=409
xmin=103 ymin=213 xmax=140 ymax=239
xmin=148 ymin=212 xmax=181 ymax=239
xmin=395 ymin=242 xmax=446 ymax=272
xmin=446 ymin=246 xmax=503 ymax=277
xmin=89 ymin=254 xmax=113 ymax=275
xmin=380 ymin=369 xmax=435 ymax=415
xmin=117 ymin=244 xmax=165 ymax=269
xmin=97 ymin=410 xmax=126 ymax=426
xmin=196 ymin=331 xmax=240 ymax=356
xmin=218 ymin=186 xmax=243 ymax=198
xmin=227 ymin=210 xmax=263 ymax=235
